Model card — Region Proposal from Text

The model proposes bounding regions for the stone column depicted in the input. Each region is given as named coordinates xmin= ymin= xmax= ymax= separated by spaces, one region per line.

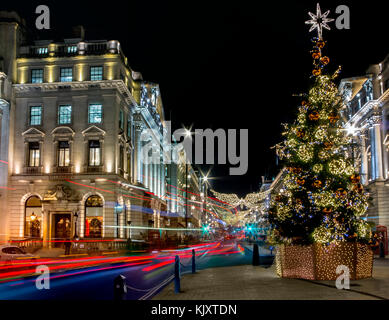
xmin=0 ymin=101 xmax=8 ymax=243
xmin=157 ymin=155 xmax=161 ymax=197
xmin=119 ymin=209 xmax=125 ymax=239
xmin=134 ymin=121 xmax=143 ymax=184
xmin=144 ymin=161 xmax=148 ymax=189
xmin=153 ymin=162 xmax=157 ymax=195
xmin=371 ymin=114 xmax=384 ymax=181
xmin=148 ymin=160 xmax=152 ymax=191
xmin=360 ymin=131 xmax=369 ymax=185
xmin=382 ymin=110 xmax=389 ymax=180
xmin=42 ymin=210 xmax=50 ymax=248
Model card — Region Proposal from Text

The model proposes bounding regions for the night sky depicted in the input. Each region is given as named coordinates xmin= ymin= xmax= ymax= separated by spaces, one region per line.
xmin=2 ymin=0 xmax=389 ymax=196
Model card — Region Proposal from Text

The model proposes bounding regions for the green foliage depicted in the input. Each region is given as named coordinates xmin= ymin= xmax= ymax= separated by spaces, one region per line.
xmin=268 ymin=73 xmax=371 ymax=245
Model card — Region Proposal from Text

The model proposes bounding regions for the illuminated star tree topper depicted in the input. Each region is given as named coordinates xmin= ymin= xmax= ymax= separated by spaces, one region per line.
xmin=305 ymin=3 xmax=334 ymax=39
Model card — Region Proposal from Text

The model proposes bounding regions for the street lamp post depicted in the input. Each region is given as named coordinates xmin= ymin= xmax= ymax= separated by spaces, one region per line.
xmin=184 ymin=128 xmax=191 ymax=230
xmin=73 ymin=211 xmax=79 ymax=239
xmin=185 ymin=163 xmax=188 ymax=229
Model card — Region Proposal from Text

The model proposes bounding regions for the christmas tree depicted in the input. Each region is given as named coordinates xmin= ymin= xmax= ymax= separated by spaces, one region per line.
xmin=268 ymin=4 xmax=371 ymax=246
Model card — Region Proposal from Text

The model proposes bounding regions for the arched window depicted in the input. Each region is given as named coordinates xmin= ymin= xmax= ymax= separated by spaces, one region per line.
xmin=85 ymin=195 xmax=103 ymax=238
xmin=25 ymin=196 xmax=42 ymax=238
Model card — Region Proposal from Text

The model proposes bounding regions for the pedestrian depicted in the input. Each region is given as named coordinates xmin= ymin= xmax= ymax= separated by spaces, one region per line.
xmin=64 ymin=240 xmax=71 ymax=255
xmin=379 ymin=240 xmax=385 ymax=258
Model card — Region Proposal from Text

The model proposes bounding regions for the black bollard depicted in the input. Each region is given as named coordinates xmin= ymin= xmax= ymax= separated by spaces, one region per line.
xmin=379 ymin=241 xmax=385 ymax=258
xmin=192 ymin=249 xmax=196 ymax=274
xmin=252 ymin=243 xmax=260 ymax=266
xmin=113 ymin=275 xmax=127 ymax=300
xmin=174 ymin=255 xmax=180 ymax=293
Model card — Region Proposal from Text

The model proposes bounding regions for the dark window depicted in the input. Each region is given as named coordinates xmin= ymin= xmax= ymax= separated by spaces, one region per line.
xmin=90 ymin=66 xmax=103 ymax=81
xmin=119 ymin=145 xmax=124 ymax=170
xmin=119 ymin=109 xmax=124 ymax=130
xmin=31 ymin=69 xmax=43 ymax=83
xmin=127 ymin=115 xmax=131 ymax=137
xmin=385 ymin=79 xmax=389 ymax=91
xmin=60 ymin=67 xmax=73 ymax=82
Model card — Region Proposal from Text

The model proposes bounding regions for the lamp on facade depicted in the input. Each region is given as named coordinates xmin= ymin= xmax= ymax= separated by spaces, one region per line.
xmin=30 ymin=212 xmax=36 ymax=221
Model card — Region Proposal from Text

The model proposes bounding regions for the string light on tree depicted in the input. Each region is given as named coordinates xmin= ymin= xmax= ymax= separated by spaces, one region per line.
xmin=268 ymin=3 xmax=372 ymax=247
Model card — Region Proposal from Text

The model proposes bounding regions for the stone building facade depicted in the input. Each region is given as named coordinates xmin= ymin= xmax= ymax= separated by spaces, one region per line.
xmin=0 ymin=11 xmax=180 ymax=247
xmin=340 ymin=54 xmax=389 ymax=229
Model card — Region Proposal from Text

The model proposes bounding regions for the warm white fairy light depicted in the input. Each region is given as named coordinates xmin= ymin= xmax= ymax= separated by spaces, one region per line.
xmin=305 ymin=3 xmax=334 ymax=39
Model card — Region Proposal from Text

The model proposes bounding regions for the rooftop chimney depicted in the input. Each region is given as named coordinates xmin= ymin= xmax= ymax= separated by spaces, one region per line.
xmin=72 ymin=25 xmax=85 ymax=40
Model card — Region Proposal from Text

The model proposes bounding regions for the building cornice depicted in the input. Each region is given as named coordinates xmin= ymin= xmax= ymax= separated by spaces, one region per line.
xmin=13 ymin=79 xmax=138 ymax=105
xmin=344 ymin=88 xmax=389 ymax=127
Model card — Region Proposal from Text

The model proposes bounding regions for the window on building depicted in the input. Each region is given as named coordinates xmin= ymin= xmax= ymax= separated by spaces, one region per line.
xmin=28 ymin=142 xmax=40 ymax=167
xmin=31 ymin=69 xmax=43 ymax=83
xmin=119 ymin=145 xmax=124 ymax=170
xmin=88 ymin=104 xmax=103 ymax=123
xmin=127 ymin=115 xmax=131 ymax=137
xmin=67 ymin=46 xmax=77 ymax=53
xmin=85 ymin=195 xmax=103 ymax=238
xmin=60 ymin=67 xmax=73 ymax=82
xmin=89 ymin=140 xmax=101 ymax=166
xmin=58 ymin=105 xmax=72 ymax=124
xmin=127 ymin=153 xmax=131 ymax=178
xmin=58 ymin=141 xmax=70 ymax=167
xmin=30 ymin=106 xmax=42 ymax=125
xmin=119 ymin=109 xmax=124 ymax=130
xmin=36 ymin=47 xmax=48 ymax=55
xmin=25 ymin=196 xmax=42 ymax=238
xmin=90 ymin=66 xmax=103 ymax=81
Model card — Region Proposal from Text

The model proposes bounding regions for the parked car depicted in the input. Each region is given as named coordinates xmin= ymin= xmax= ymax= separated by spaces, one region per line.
xmin=0 ymin=245 xmax=36 ymax=263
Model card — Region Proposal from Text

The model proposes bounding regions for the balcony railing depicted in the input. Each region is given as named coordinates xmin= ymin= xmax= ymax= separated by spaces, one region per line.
xmin=24 ymin=166 xmax=42 ymax=174
xmin=55 ymin=166 xmax=72 ymax=174
xmin=86 ymin=166 xmax=103 ymax=173
xmin=18 ymin=40 xmax=119 ymax=59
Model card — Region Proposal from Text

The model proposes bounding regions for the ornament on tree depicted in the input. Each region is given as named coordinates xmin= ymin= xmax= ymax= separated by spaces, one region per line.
xmin=312 ymin=68 xmax=322 ymax=76
xmin=323 ymin=207 xmax=333 ymax=214
xmin=320 ymin=56 xmax=330 ymax=65
xmin=328 ymin=112 xmax=339 ymax=123
xmin=313 ymin=180 xmax=322 ymax=188
xmin=351 ymin=174 xmax=360 ymax=184
xmin=308 ymin=111 xmax=320 ymax=120
xmin=269 ymin=5 xmax=371 ymax=246
xmin=312 ymin=50 xmax=321 ymax=59
xmin=316 ymin=40 xmax=325 ymax=49
xmin=296 ymin=128 xmax=306 ymax=138
xmin=335 ymin=188 xmax=347 ymax=198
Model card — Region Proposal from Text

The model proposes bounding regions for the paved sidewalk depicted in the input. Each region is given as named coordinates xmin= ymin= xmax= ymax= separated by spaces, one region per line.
xmin=153 ymin=259 xmax=389 ymax=300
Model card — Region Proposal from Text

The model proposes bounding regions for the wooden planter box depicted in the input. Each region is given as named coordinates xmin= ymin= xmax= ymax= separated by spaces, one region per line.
xmin=275 ymin=242 xmax=373 ymax=280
